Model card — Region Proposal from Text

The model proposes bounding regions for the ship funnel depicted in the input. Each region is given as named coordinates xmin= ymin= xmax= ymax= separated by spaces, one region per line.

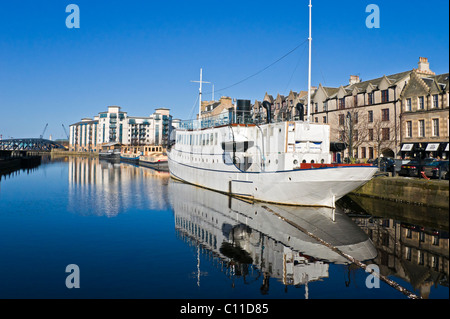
xmin=236 ymin=99 xmax=251 ymax=124
xmin=296 ymin=103 xmax=305 ymax=121
xmin=262 ymin=101 xmax=272 ymax=124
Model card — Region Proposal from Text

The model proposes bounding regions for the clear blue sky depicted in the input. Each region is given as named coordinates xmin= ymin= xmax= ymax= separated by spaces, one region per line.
xmin=0 ymin=0 xmax=448 ymax=139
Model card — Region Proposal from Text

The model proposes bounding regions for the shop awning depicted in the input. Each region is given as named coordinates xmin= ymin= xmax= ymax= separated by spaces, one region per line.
xmin=401 ymin=144 xmax=414 ymax=151
xmin=425 ymin=143 xmax=440 ymax=151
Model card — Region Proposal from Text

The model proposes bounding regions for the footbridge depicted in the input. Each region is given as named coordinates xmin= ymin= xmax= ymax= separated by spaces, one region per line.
xmin=0 ymin=138 xmax=66 ymax=152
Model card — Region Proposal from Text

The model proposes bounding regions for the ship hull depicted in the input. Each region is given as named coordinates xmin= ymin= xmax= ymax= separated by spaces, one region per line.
xmin=139 ymin=158 xmax=169 ymax=171
xmin=168 ymin=152 xmax=377 ymax=208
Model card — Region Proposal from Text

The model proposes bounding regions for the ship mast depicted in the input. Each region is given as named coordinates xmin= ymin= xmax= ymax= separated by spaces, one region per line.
xmin=307 ymin=0 xmax=312 ymax=122
xmin=191 ymin=68 xmax=210 ymax=128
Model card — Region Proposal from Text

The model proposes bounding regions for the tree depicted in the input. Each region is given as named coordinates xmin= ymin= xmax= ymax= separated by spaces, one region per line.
xmin=333 ymin=103 xmax=369 ymax=162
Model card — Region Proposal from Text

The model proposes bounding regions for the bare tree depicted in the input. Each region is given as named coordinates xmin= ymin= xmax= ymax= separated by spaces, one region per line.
xmin=333 ymin=102 xmax=369 ymax=162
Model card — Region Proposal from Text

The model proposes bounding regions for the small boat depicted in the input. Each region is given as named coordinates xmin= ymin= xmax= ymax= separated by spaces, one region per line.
xmin=120 ymin=146 xmax=140 ymax=163
xmin=139 ymin=145 xmax=169 ymax=171
xmin=99 ymin=142 xmax=122 ymax=160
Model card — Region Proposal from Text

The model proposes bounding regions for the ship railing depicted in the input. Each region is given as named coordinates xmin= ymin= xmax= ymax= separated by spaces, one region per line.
xmin=179 ymin=113 xmax=254 ymax=130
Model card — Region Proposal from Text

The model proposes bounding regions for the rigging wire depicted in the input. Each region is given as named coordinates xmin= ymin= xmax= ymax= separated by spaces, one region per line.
xmin=283 ymin=41 xmax=309 ymax=95
xmin=203 ymin=38 xmax=309 ymax=96
xmin=187 ymin=94 xmax=200 ymax=120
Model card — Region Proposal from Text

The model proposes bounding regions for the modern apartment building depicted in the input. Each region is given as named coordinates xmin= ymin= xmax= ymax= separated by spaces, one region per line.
xmin=69 ymin=106 xmax=172 ymax=152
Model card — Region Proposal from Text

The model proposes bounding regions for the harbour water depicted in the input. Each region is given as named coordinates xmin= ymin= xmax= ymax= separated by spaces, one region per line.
xmin=0 ymin=156 xmax=448 ymax=299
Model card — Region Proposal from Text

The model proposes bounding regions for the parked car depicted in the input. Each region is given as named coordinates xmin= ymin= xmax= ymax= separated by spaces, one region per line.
xmin=423 ymin=160 xmax=449 ymax=179
xmin=370 ymin=157 xmax=396 ymax=173
xmin=399 ymin=158 xmax=437 ymax=177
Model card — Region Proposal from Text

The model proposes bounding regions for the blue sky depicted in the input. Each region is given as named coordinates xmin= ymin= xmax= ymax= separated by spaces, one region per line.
xmin=0 ymin=0 xmax=448 ymax=139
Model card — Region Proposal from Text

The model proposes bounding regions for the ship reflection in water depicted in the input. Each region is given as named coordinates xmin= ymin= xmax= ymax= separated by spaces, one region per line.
xmin=169 ymin=179 xmax=378 ymax=296
xmin=68 ymin=157 xmax=170 ymax=217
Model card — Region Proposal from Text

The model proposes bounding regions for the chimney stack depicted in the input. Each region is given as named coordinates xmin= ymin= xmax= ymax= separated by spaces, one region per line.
xmin=417 ymin=57 xmax=435 ymax=75
xmin=349 ymin=75 xmax=361 ymax=85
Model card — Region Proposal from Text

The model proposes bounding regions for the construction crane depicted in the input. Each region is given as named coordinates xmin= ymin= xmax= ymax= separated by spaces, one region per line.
xmin=40 ymin=123 xmax=48 ymax=139
xmin=62 ymin=124 xmax=70 ymax=140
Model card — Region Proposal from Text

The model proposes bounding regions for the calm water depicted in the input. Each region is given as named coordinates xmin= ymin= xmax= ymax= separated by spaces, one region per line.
xmin=0 ymin=156 xmax=448 ymax=299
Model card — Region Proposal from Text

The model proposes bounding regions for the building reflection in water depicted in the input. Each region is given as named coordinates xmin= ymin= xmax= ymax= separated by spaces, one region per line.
xmin=68 ymin=157 xmax=170 ymax=217
xmin=342 ymin=196 xmax=449 ymax=299
xmin=342 ymin=195 xmax=449 ymax=299
xmin=169 ymin=179 xmax=378 ymax=298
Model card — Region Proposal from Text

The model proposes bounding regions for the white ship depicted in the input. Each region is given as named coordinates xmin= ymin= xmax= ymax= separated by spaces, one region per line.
xmin=167 ymin=1 xmax=378 ymax=208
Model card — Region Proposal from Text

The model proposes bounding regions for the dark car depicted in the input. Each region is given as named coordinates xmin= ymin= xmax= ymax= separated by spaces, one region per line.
xmin=423 ymin=160 xmax=449 ymax=179
xmin=399 ymin=158 xmax=437 ymax=177
xmin=370 ymin=157 xmax=395 ymax=173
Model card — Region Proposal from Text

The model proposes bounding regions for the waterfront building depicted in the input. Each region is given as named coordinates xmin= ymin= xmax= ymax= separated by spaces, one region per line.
xmin=399 ymin=69 xmax=449 ymax=160
xmin=69 ymin=106 xmax=172 ymax=152
xmin=199 ymin=96 xmax=234 ymax=124
xmin=69 ymin=117 xmax=100 ymax=152
xmin=309 ymin=57 xmax=448 ymax=161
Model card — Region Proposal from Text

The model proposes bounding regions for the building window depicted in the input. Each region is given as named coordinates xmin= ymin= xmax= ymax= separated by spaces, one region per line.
xmin=354 ymin=112 xmax=359 ymax=124
xmin=381 ymin=108 xmax=389 ymax=121
xmin=418 ymin=120 xmax=425 ymax=137
xmin=432 ymin=118 xmax=439 ymax=136
xmin=418 ymin=251 xmax=425 ymax=265
xmin=369 ymin=147 xmax=374 ymax=159
xmin=323 ymin=101 xmax=328 ymax=111
xmin=419 ymin=232 xmax=425 ymax=242
xmin=406 ymin=121 xmax=412 ymax=138
xmin=382 ymin=128 xmax=390 ymax=141
xmin=315 ymin=103 xmax=318 ymax=113
xmin=361 ymin=147 xmax=366 ymax=158
xmin=368 ymin=93 xmax=374 ymax=105
xmin=432 ymin=94 xmax=439 ymax=108
xmin=382 ymin=90 xmax=389 ymax=103
xmin=406 ymin=98 xmax=412 ymax=111
xmin=432 ymin=256 xmax=439 ymax=271
xmin=353 ymin=95 xmax=358 ymax=106
xmin=368 ymin=110 xmax=373 ymax=123
xmin=418 ymin=96 xmax=424 ymax=110
xmin=368 ymin=129 xmax=374 ymax=141
xmin=354 ymin=130 xmax=358 ymax=141
xmin=339 ymin=98 xmax=345 ymax=109
xmin=323 ymin=116 xmax=327 ymax=123
xmin=339 ymin=114 xmax=345 ymax=125
xmin=405 ymin=247 xmax=412 ymax=261
xmin=432 ymin=235 xmax=439 ymax=246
